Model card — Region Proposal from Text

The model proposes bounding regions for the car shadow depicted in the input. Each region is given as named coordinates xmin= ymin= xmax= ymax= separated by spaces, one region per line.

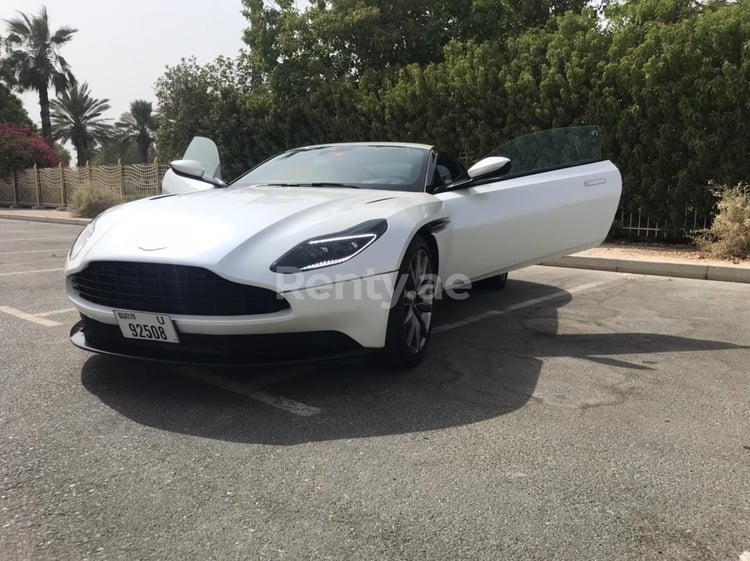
xmin=80 ymin=279 xmax=745 ymax=445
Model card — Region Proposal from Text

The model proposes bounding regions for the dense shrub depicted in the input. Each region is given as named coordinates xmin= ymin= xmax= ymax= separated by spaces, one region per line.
xmin=157 ymin=1 xmax=750 ymax=236
xmin=695 ymin=184 xmax=750 ymax=260
xmin=69 ymin=181 xmax=124 ymax=218
xmin=0 ymin=124 xmax=61 ymax=177
xmin=0 ymin=83 xmax=32 ymax=128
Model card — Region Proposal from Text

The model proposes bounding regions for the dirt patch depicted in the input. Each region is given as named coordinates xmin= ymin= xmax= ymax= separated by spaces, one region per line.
xmin=576 ymin=243 xmax=750 ymax=269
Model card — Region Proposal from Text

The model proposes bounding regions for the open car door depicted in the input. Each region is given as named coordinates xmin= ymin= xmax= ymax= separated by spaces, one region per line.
xmin=437 ymin=127 xmax=622 ymax=284
xmin=161 ymin=137 xmax=223 ymax=194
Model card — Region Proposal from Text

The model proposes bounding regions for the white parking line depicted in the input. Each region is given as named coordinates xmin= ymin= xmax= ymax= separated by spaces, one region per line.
xmin=248 ymin=391 xmax=322 ymax=417
xmin=0 ymin=306 xmax=62 ymax=327
xmin=180 ymin=367 xmax=322 ymax=417
xmin=36 ymin=307 xmax=76 ymax=317
xmin=434 ymin=280 xmax=615 ymax=333
xmin=0 ymin=267 xmax=63 ymax=277
xmin=0 ymin=248 xmax=70 ymax=256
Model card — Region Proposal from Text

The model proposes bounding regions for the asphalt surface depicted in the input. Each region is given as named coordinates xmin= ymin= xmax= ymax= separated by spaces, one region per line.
xmin=1 ymin=219 xmax=749 ymax=561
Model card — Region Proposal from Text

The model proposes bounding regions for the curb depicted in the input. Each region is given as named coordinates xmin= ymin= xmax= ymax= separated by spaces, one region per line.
xmin=0 ymin=212 xmax=90 ymax=227
xmin=543 ymin=255 xmax=750 ymax=284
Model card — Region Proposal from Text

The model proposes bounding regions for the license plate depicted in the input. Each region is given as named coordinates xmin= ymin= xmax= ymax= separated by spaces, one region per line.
xmin=114 ymin=310 xmax=180 ymax=344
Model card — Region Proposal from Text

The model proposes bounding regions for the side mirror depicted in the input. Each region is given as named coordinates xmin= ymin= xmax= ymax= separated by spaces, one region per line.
xmin=170 ymin=159 xmax=227 ymax=188
xmin=467 ymin=156 xmax=512 ymax=179
xmin=171 ymin=159 xmax=205 ymax=180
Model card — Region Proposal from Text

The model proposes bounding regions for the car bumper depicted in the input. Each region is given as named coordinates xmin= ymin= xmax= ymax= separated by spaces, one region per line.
xmin=70 ymin=316 xmax=368 ymax=366
xmin=67 ymin=272 xmax=398 ymax=364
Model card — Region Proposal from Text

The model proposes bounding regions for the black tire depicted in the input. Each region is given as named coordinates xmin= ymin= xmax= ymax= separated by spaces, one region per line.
xmin=476 ymin=272 xmax=508 ymax=290
xmin=380 ymin=237 xmax=436 ymax=369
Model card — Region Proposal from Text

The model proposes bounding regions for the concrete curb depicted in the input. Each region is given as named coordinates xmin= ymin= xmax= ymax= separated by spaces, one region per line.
xmin=543 ymin=255 xmax=750 ymax=284
xmin=0 ymin=211 xmax=90 ymax=226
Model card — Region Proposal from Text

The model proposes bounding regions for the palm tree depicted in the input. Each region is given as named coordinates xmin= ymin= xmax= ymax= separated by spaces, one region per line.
xmin=3 ymin=7 xmax=77 ymax=143
xmin=50 ymin=82 xmax=114 ymax=166
xmin=116 ymin=100 xmax=159 ymax=163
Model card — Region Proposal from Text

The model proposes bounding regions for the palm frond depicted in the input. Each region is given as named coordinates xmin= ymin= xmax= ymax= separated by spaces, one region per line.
xmin=115 ymin=100 xmax=159 ymax=163
xmin=3 ymin=17 xmax=30 ymax=40
xmin=50 ymin=26 xmax=77 ymax=44
xmin=2 ymin=7 xmax=77 ymax=93
xmin=50 ymin=81 xmax=115 ymax=165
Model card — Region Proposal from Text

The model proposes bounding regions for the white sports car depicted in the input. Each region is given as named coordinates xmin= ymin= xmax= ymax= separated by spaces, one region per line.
xmin=65 ymin=127 xmax=621 ymax=368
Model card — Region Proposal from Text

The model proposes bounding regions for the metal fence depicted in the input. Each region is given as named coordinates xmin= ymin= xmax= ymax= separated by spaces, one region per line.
xmin=0 ymin=161 xmax=170 ymax=208
xmin=610 ymin=206 xmax=714 ymax=241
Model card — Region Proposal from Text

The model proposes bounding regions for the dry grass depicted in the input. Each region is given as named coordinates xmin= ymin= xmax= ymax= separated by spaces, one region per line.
xmin=694 ymin=183 xmax=750 ymax=260
xmin=69 ymin=181 xmax=125 ymax=218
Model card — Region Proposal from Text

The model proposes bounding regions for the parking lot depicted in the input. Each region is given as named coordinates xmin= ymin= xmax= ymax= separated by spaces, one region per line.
xmin=1 ymin=218 xmax=749 ymax=561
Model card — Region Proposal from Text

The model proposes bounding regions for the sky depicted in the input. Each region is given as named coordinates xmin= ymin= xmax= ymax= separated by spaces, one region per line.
xmin=0 ymin=0 xmax=258 ymax=126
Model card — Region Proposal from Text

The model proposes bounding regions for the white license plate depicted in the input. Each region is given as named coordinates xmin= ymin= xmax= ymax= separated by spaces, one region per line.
xmin=114 ymin=310 xmax=180 ymax=344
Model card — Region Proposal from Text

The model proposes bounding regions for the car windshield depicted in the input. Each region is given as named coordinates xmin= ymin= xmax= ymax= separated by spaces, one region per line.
xmin=232 ymin=145 xmax=430 ymax=192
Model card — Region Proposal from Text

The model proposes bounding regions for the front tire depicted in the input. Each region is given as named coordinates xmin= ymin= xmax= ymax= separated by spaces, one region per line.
xmin=381 ymin=237 xmax=436 ymax=369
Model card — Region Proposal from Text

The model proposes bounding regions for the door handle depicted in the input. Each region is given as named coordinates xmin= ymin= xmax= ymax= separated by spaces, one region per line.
xmin=585 ymin=178 xmax=607 ymax=187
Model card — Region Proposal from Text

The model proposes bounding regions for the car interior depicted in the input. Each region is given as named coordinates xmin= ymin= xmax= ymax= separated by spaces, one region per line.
xmin=428 ymin=153 xmax=467 ymax=192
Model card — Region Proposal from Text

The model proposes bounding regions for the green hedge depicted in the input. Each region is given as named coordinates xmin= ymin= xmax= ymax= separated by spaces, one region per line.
xmin=156 ymin=0 xmax=750 ymax=239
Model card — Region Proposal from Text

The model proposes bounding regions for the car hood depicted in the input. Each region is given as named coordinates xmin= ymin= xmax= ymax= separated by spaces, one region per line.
xmin=67 ymin=185 xmax=440 ymax=281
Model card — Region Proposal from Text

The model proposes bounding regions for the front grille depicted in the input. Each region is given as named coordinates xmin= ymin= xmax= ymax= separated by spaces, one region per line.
xmin=72 ymin=261 xmax=289 ymax=316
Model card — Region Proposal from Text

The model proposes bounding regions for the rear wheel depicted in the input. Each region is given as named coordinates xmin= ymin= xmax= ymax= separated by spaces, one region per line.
xmin=381 ymin=237 xmax=436 ymax=369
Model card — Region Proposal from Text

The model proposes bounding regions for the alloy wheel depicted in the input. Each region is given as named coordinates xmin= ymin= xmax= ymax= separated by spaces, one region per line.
xmin=402 ymin=248 xmax=434 ymax=354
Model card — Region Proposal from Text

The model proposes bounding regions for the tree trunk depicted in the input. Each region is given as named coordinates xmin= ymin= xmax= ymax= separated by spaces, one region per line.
xmin=38 ymin=87 xmax=53 ymax=144
xmin=74 ymin=139 xmax=90 ymax=167
xmin=74 ymin=145 xmax=83 ymax=168
xmin=139 ymin=130 xmax=150 ymax=163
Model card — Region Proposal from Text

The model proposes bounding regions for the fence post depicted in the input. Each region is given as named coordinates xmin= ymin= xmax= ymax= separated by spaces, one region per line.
xmin=33 ymin=164 xmax=42 ymax=208
xmin=59 ymin=163 xmax=66 ymax=207
xmin=86 ymin=161 xmax=92 ymax=184
xmin=154 ymin=157 xmax=161 ymax=194
xmin=118 ymin=159 xmax=125 ymax=197
xmin=11 ymin=171 xmax=19 ymax=207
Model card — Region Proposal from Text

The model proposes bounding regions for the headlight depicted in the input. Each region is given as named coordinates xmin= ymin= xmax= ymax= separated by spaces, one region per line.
xmin=69 ymin=219 xmax=96 ymax=259
xmin=271 ymin=219 xmax=388 ymax=273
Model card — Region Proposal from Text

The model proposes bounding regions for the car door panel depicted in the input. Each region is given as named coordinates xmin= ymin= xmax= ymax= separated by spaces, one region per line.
xmin=437 ymin=160 xmax=621 ymax=284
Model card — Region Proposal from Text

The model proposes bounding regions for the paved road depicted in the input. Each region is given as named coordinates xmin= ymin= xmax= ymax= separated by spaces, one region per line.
xmin=1 ymin=219 xmax=749 ymax=561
